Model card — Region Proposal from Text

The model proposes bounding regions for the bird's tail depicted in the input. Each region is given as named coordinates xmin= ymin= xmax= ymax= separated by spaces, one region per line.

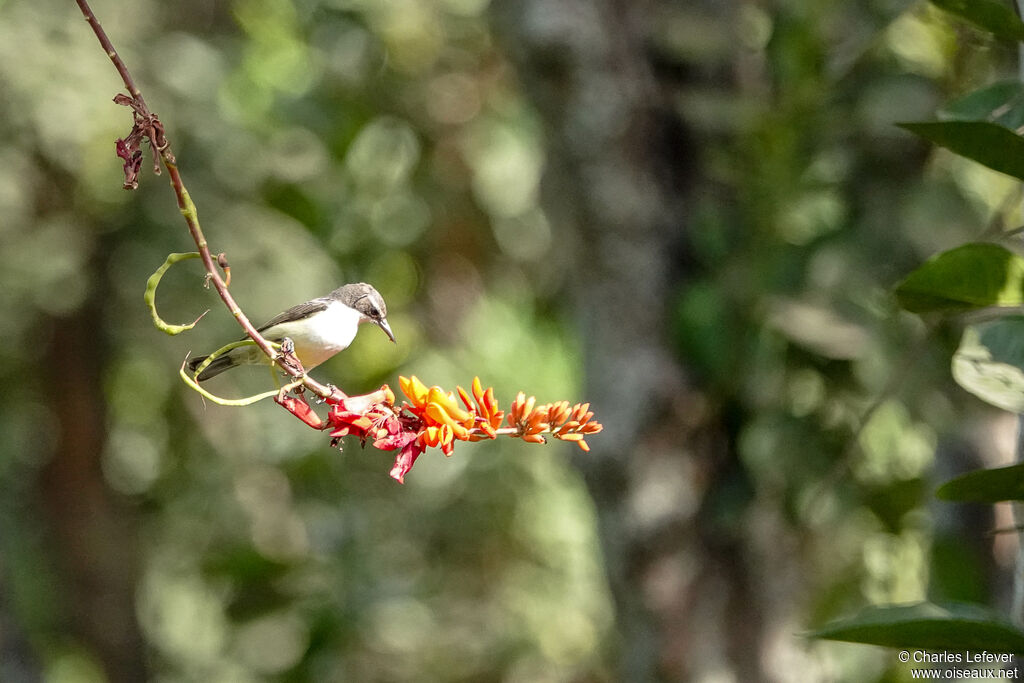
xmin=186 ymin=353 xmax=235 ymax=381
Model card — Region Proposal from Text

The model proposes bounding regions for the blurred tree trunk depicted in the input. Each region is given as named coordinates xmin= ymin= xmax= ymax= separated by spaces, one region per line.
xmin=490 ymin=1 xmax=762 ymax=680
xmin=0 ymin=586 xmax=39 ymax=682
xmin=37 ymin=279 xmax=147 ymax=682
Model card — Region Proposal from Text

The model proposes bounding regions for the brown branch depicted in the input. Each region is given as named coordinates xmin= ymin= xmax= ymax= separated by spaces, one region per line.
xmin=74 ymin=0 xmax=340 ymax=401
xmin=75 ymin=0 xmax=146 ymax=108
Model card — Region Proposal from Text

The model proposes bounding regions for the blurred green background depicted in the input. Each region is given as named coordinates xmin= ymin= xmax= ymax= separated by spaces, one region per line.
xmin=1 ymin=0 xmax=1021 ymax=681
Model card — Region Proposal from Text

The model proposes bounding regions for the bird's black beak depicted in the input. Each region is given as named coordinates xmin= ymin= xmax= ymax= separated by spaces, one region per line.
xmin=377 ymin=318 xmax=396 ymax=344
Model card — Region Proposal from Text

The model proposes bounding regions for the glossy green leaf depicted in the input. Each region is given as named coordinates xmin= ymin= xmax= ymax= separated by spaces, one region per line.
xmin=810 ymin=602 xmax=1024 ymax=651
xmin=930 ymin=0 xmax=1024 ymax=42
xmin=952 ymin=317 xmax=1024 ymax=412
xmin=899 ymin=121 xmax=1024 ymax=181
xmin=937 ymin=463 xmax=1024 ymax=502
xmin=895 ymin=243 xmax=1024 ymax=312
xmin=940 ymin=81 xmax=1024 ymax=131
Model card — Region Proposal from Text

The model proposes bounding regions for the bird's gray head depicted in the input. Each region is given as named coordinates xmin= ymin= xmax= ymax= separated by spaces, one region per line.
xmin=333 ymin=283 xmax=395 ymax=343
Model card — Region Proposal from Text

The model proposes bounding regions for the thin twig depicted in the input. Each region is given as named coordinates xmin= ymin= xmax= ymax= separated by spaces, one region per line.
xmin=73 ymin=0 xmax=341 ymax=402
xmin=75 ymin=0 xmax=145 ymax=107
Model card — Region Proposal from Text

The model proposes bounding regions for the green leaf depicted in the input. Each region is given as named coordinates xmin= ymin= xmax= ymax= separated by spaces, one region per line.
xmin=930 ymin=0 xmax=1024 ymax=42
xmin=810 ymin=602 xmax=1024 ymax=651
xmin=899 ymin=121 xmax=1024 ymax=181
xmin=940 ymin=81 xmax=1024 ymax=131
xmin=952 ymin=316 xmax=1024 ymax=412
xmin=937 ymin=463 xmax=1024 ymax=502
xmin=895 ymin=243 xmax=1024 ymax=313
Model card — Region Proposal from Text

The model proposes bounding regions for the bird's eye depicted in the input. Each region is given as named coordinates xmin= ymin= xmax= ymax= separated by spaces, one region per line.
xmin=368 ymin=306 xmax=379 ymax=318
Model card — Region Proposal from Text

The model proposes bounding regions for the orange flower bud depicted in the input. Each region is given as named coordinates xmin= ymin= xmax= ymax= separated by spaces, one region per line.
xmin=457 ymin=385 xmax=475 ymax=413
xmin=562 ymin=420 xmax=582 ymax=431
xmin=523 ymin=395 xmax=536 ymax=419
xmin=556 ymin=432 xmax=584 ymax=442
xmin=427 ymin=387 xmax=473 ymax=423
xmin=527 ymin=407 xmax=549 ymax=433
xmin=483 ymin=387 xmax=498 ymax=413
xmin=548 ymin=400 xmax=571 ymax=427
xmin=419 ymin=425 xmax=440 ymax=447
xmin=400 ymin=375 xmax=430 ymax=406
xmin=424 ymin=402 xmax=470 ymax=440
xmin=472 ymin=376 xmax=486 ymax=406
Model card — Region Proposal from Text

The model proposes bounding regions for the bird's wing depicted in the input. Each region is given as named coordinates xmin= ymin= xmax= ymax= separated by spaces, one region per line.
xmin=242 ymin=297 xmax=331 ymax=339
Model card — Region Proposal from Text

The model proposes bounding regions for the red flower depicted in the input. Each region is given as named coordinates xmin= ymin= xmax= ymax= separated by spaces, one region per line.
xmin=274 ymin=394 xmax=326 ymax=429
xmin=389 ymin=441 xmax=426 ymax=484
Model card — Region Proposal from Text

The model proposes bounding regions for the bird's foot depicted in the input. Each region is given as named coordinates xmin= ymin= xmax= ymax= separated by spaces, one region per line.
xmin=315 ymin=384 xmax=338 ymax=404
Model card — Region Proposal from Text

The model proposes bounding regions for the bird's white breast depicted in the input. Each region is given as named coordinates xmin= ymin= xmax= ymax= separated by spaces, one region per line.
xmin=266 ymin=302 xmax=363 ymax=370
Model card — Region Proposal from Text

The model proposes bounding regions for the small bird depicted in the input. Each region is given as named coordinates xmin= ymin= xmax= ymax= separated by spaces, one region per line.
xmin=187 ymin=282 xmax=395 ymax=381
